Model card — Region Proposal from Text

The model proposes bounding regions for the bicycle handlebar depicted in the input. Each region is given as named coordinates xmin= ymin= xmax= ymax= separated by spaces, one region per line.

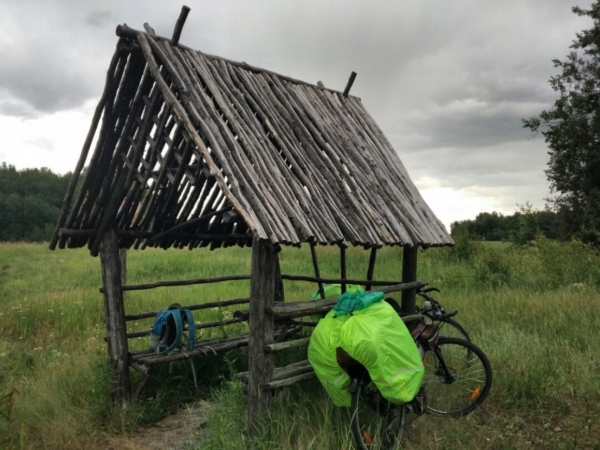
xmin=420 ymin=287 xmax=440 ymax=294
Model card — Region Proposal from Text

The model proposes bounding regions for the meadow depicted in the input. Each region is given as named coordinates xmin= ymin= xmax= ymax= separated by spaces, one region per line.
xmin=1 ymin=235 xmax=599 ymax=449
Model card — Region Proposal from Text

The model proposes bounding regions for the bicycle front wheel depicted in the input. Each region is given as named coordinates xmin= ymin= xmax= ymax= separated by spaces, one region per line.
xmin=422 ymin=337 xmax=492 ymax=417
xmin=350 ymin=373 xmax=407 ymax=450
xmin=434 ymin=317 xmax=471 ymax=342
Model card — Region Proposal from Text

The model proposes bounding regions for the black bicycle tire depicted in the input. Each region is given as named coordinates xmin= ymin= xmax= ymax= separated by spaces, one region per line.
xmin=434 ymin=317 xmax=471 ymax=342
xmin=350 ymin=373 xmax=407 ymax=450
xmin=422 ymin=337 xmax=492 ymax=417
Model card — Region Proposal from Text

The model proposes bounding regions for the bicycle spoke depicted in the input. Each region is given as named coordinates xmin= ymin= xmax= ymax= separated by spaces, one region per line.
xmin=421 ymin=337 xmax=492 ymax=417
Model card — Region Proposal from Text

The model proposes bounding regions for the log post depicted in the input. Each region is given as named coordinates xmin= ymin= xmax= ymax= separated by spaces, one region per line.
xmin=401 ymin=246 xmax=418 ymax=316
xmin=343 ymin=71 xmax=357 ymax=97
xmin=119 ymin=247 xmax=127 ymax=286
xmin=274 ymin=252 xmax=284 ymax=303
xmin=100 ymin=229 xmax=131 ymax=407
xmin=340 ymin=244 xmax=347 ymax=294
xmin=247 ymin=239 xmax=277 ymax=436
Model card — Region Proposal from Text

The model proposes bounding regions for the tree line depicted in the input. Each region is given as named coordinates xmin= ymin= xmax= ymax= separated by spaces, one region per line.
xmin=0 ymin=163 xmax=71 ymax=242
xmin=449 ymin=205 xmax=589 ymax=245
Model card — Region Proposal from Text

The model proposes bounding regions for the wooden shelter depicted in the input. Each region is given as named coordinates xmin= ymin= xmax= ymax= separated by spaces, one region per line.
xmin=50 ymin=6 xmax=453 ymax=434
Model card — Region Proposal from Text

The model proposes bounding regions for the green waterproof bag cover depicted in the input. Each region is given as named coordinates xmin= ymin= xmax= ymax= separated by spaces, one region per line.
xmin=308 ymin=298 xmax=424 ymax=407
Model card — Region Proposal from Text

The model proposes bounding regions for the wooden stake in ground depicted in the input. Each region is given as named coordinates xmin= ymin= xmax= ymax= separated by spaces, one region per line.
xmin=100 ymin=229 xmax=131 ymax=407
xmin=247 ymin=239 xmax=278 ymax=436
xmin=401 ymin=246 xmax=418 ymax=316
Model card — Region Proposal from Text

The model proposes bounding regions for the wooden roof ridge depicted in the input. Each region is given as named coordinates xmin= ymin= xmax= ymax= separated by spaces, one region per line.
xmin=50 ymin=6 xmax=453 ymax=254
xmin=115 ymin=24 xmax=356 ymax=101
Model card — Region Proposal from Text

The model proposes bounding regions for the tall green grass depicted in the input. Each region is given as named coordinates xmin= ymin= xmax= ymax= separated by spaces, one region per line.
xmin=1 ymin=237 xmax=599 ymax=449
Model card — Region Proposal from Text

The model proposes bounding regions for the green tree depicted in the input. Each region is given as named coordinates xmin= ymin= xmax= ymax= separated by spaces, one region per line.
xmin=0 ymin=163 xmax=71 ymax=241
xmin=523 ymin=3 xmax=600 ymax=242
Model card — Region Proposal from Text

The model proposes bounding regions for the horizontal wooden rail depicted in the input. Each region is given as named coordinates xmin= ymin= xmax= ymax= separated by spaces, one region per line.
xmin=264 ymin=337 xmax=311 ymax=353
xmin=131 ymin=325 xmax=301 ymax=367
xmin=269 ymin=281 xmax=425 ymax=319
xmin=233 ymin=281 xmax=425 ymax=322
xmin=100 ymin=274 xmax=251 ymax=293
xmin=280 ymin=274 xmax=404 ymax=287
xmin=119 ymin=317 xmax=247 ymax=340
xmin=288 ymin=319 xmax=319 ymax=327
xmin=263 ymin=372 xmax=316 ymax=390
xmin=236 ymin=359 xmax=313 ymax=383
xmin=125 ymin=297 xmax=250 ymax=321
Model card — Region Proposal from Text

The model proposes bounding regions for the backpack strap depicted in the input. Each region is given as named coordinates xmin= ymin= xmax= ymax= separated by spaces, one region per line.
xmin=156 ymin=309 xmax=183 ymax=355
xmin=149 ymin=307 xmax=171 ymax=352
xmin=181 ymin=309 xmax=195 ymax=350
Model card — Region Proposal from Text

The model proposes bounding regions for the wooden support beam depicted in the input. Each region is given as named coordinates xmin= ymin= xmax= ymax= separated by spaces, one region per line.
xmin=99 ymin=229 xmax=131 ymax=407
xmin=247 ymin=239 xmax=277 ymax=437
xmin=343 ymin=71 xmax=357 ymax=97
xmin=365 ymin=247 xmax=377 ymax=291
xmin=171 ymin=6 xmax=191 ymax=46
xmin=340 ymin=244 xmax=347 ymax=294
xmin=274 ymin=252 xmax=284 ymax=303
xmin=401 ymin=246 xmax=419 ymax=316
xmin=119 ymin=248 xmax=127 ymax=286
xmin=310 ymin=243 xmax=325 ymax=299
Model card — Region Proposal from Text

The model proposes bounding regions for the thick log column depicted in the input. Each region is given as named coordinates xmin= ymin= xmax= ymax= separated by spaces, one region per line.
xmin=401 ymin=246 xmax=418 ymax=316
xmin=100 ymin=229 xmax=131 ymax=407
xmin=247 ymin=239 xmax=278 ymax=436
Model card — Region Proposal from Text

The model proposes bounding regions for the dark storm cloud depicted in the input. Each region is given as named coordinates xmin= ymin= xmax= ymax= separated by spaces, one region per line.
xmin=0 ymin=0 xmax=595 ymax=218
xmin=0 ymin=0 xmax=111 ymax=117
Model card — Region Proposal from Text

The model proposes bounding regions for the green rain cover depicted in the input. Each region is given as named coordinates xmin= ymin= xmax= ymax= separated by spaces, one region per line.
xmin=308 ymin=292 xmax=424 ymax=407
xmin=311 ymin=284 xmax=364 ymax=300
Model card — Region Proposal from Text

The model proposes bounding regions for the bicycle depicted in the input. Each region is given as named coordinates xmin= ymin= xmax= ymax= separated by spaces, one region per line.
xmin=347 ymin=321 xmax=493 ymax=450
xmin=417 ymin=288 xmax=471 ymax=342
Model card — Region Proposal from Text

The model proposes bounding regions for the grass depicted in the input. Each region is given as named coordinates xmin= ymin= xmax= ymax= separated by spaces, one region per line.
xmin=1 ymin=237 xmax=599 ymax=449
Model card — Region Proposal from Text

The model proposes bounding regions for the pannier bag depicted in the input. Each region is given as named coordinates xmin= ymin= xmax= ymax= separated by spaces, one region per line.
xmin=308 ymin=291 xmax=424 ymax=407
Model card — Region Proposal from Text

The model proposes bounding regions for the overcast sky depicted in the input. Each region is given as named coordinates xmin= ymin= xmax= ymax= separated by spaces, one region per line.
xmin=0 ymin=0 xmax=594 ymax=229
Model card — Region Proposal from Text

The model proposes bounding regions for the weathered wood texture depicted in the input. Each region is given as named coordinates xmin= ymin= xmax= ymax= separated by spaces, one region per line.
xmin=233 ymin=280 xmax=424 ymax=321
xmin=247 ymin=239 xmax=277 ymax=436
xmin=50 ymin=24 xmax=453 ymax=252
xmin=401 ymin=246 xmax=419 ymax=316
xmin=99 ymin=229 xmax=131 ymax=407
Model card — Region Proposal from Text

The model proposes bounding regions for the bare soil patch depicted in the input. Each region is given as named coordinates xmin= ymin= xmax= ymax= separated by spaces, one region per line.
xmin=105 ymin=401 xmax=212 ymax=450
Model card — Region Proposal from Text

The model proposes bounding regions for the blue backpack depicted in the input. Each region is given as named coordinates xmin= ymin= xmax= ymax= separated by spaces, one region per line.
xmin=149 ymin=304 xmax=196 ymax=354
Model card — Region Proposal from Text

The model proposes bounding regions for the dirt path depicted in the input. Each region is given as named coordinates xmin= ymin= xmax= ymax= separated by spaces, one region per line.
xmin=105 ymin=401 xmax=212 ymax=450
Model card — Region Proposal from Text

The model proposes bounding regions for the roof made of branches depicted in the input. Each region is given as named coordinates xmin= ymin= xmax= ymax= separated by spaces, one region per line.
xmin=50 ymin=21 xmax=453 ymax=255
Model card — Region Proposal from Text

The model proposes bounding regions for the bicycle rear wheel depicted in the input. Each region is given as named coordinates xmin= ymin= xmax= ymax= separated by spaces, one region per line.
xmin=350 ymin=373 xmax=407 ymax=450
xmin=422 ymin=337 xmax=492 ymax=417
